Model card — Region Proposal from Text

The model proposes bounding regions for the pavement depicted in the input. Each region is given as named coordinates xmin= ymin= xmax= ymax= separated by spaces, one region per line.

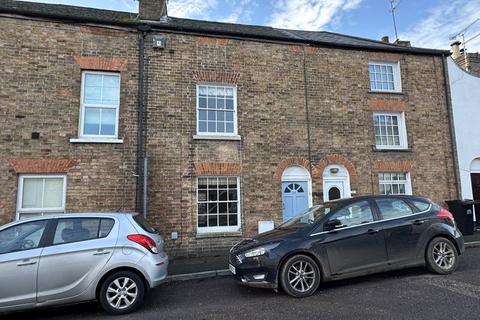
xmin=3 ymin=247 xmax=480 ymax=320
xmin=168 ymin=254 xmax=228 ymax=276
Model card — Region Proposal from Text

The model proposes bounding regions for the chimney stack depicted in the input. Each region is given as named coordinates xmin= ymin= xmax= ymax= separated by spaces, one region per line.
xmin=381 ymin=36 xmax=390 ymax=43
xmin=139 ymin=0 xmax=167 ymax=21
xmin=394 ymin=39 xmax=411 ymax=47
xmin=451 ymin=41 xmax=462 ymax=60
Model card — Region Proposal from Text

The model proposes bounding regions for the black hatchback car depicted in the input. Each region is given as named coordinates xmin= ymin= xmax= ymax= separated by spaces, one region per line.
xmin=229 ymin=195 xmax=465 ymax=297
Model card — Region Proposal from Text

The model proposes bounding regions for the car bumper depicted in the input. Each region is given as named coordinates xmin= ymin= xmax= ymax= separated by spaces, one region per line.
xmin=454 ymin=230 xmax=465 ymax=254
xmin=140 ymin=252 xmax=169 ymax=288
xmin=229 ymin=254 xmax=278 ymax=289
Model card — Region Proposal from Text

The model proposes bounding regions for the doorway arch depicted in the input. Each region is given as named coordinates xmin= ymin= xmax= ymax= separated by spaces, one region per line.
xmin=281 ymin=165 xmax=312 ymax=222
xmin=323 ymin=164 xmax=351 ymax=202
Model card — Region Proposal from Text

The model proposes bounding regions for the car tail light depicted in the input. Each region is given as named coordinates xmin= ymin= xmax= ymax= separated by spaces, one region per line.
xmin=437 ymin=208 xmax=455 ymax=224
xmin=127 ymin=234 xmax=158 ymax=254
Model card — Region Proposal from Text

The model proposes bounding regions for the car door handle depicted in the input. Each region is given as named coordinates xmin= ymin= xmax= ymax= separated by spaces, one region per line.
xmin=93 ymin=250 xmax=111 ymax=256
xmin=367 ymin=229 xmax=379 ymax=235
xmin=17 ymin=260 xmax=37 ymax=266
xmin=413 ymin=219 xmax=426 ymax=225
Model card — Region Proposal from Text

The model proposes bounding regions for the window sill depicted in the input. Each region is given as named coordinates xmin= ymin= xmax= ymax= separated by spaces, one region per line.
xmin=373 ymin=147 xmax=412 ymax=153
xmin=368 ymin=90 xmax=404 ymax=95
xmin=70 ymin=138 xmax=124 ymax=144
xmin=193 ymin=135 xmax=241 ymax=141
xmin=196 ymin=231 xmax=243 ymax=239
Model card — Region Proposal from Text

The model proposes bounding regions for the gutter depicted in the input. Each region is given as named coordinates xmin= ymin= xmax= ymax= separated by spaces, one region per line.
xmin=0 ymin=8 xmax=448 ymax=56
xmin=144 ymin=20 xmax=449 ymax=56
xmin=302 ymin=47 xmax=313 ymax=176
xmin=136 ymin=23 xmax=151 ymax=216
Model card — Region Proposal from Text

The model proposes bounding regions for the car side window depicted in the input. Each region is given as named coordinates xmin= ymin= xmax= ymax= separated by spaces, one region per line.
xmin=53 ymin=218 xmax=99 ymax=245
xmin=52 ymin=218 xmax=115 ymax=245
xmin=0 ymin=220 xmax=48 ymax=254
xmin=411 ymin=200 xmax=431 ymax=212
xmin=376 ymin=199 xmax=413 ymax=220
xmin=329 ymin=201 xmax=374 ymax=228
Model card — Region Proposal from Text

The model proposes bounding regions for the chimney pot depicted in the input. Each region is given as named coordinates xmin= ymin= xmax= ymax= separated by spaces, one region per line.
xmin=139 ymin=0 xmax=167 ymax=21
xmin=451 ymin=41 xmax=462 ymax=60
xmin=381 ymin=36 xmax=390 ymax=43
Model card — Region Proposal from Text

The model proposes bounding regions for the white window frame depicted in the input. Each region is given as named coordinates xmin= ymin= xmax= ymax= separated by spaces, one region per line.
xmin=373 ymin=112 xmax=408 ymax=150
xmin=196 ymin=176 xmax=241 ymax=234
xmin=368 ymin=61 xmax=402 ymax=93
xmin=78 ymin=71 xmax=121 ymax=140
xmin=196 ymin=83 xmax=238 ymax=137
xmin=16 ymin=174 xmax=67 ymax=220
xmin=378 ymin=172 xmax=412 ymax=195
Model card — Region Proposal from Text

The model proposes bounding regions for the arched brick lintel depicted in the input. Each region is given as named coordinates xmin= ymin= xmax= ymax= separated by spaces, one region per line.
xmin=373 ymin=160 xmax=414 ymax=172
xmin=312 ymin=155 xmax=358 ymax=181
xmin=194 ymin=162 xmax=241 ymax=176
xmin=9 ymin=159 xmax=78 ymax=174
xmin=273 ymin=158 xmax=311 ymax=181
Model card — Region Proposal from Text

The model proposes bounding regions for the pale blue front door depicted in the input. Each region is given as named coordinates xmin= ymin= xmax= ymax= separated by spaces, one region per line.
xmin=282 ymin=181 xmax=309 ymax=222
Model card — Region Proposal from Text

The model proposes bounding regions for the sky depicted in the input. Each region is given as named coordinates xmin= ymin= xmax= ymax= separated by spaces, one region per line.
xmin=22 ymin=0 xmax=480 ymax=52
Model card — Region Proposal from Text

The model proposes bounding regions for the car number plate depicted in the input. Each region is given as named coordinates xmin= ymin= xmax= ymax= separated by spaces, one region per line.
xmin=229 ymin=264 xmax=236 ymax=275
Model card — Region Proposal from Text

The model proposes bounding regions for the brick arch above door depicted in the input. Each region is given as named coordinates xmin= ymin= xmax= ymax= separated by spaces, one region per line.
xmin=312 ymin=155 xmax=358 ymax=182
xmin=273 ymin=158 xmax=311 ymax=182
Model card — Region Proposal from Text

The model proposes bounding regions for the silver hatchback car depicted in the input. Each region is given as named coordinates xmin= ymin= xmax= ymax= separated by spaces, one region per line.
xmin=0 ymin=213 xmax=168 ymax=315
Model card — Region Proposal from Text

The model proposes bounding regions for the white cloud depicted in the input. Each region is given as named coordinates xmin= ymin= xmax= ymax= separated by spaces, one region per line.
xmin=168 ymin=0 xmax=218 ymax=19
xmin=217 ymin=0 xmax=256 ymax=24
xmin=269 ymin=0 xmax=362 ymax=31
xmin=401 ymin=0 xmax=480 ymax=52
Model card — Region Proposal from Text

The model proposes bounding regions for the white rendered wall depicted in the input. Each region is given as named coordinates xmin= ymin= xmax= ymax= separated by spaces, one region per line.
xmin=448 ymin=57 xmax=480 ymax=200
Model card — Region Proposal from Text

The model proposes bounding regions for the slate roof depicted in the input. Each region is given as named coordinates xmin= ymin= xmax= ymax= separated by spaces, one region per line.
xmin=0 ymin=0 xmax=447 ymax=55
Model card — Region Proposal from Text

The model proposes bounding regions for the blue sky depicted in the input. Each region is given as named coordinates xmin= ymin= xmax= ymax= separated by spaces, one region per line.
xmin=23 ymin=0 xmax=480 ymax=51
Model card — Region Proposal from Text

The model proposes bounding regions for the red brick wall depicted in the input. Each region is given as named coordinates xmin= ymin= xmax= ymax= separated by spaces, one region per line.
xmin=0 ymin=16 xmax=457 ymax=258
xmin=143 ymin=33 xmax=457 ymax=257
xmin=0 ymin=17 xmax=138 ymax=224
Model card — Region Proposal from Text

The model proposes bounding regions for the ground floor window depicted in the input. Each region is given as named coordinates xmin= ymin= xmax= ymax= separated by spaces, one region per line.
xmin=378 ymin=172 xmax=412 ymax=195
xmin=197 ymin=177 xmax=240 ymax=233
xmin=17 ymin=175 xmax=67 ymax=220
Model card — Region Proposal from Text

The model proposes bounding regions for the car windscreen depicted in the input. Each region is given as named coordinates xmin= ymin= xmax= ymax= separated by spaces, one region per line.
xmin=132 ymin=214 xmax=156 ymax=233
xmin=278 ymin=203 xmax=338 ymax=229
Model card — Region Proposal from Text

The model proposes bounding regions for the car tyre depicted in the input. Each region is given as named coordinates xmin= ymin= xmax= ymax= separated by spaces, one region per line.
xmin=280 ymin=254 xmax=321 ymax=298
xmin=425 ymin=237 xmax=458 ymax=275
xmin=99 ymin=271 xmax=145 ymax=315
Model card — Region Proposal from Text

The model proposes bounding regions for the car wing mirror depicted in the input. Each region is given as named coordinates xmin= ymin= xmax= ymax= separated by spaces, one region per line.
xmin=324 ymin=219 xmax=344 ymax=231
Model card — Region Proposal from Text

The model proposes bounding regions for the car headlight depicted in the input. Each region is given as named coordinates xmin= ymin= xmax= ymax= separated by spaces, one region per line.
xmin=243 ymin=242 xmax=280 ymax=258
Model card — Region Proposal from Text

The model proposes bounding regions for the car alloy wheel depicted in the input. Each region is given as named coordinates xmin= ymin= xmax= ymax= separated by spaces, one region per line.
xmin=99 ymin=271 xmax=145 ymax=315
xmin=106 ymin=277 xmax=138 ymax=310
xmin=280 ymin=255 xmax=321 ymax=298
xmin=288 ymin=260 xmax=316 ymax=293
xmin=432 ymin=241 xmax=455 ymax=270
xmin=425 ymin=237 xmax=458 ymax=275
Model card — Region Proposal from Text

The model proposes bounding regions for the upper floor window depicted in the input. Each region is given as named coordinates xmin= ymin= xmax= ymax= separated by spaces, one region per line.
xmin=369 ymin=61 xmax=401 ymax=93
xmin=17 ymin=175 xmax=67 ymax=220
xmin=197 ymin=84 xmax=237 ymax=136
xmin=373 ymin=112 xmax=408 ymax=149
xmin=80 ymin=71 xmax=120 ymax=139
xmin=378 ymin=172 xmax=412 ymax=195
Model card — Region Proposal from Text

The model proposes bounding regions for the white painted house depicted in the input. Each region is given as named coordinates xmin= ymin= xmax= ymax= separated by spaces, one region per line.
xmin=448 ymin=56 xmax=480 ymax=225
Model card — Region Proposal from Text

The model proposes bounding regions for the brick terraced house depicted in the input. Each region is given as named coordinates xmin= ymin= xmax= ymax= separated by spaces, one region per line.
xmin=0 ymin=0 xmax=459 ymax=257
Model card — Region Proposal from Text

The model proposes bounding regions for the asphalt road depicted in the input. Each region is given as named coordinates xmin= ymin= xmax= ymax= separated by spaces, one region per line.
xmin=4 ymin=247 xmax=480 ymax=320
